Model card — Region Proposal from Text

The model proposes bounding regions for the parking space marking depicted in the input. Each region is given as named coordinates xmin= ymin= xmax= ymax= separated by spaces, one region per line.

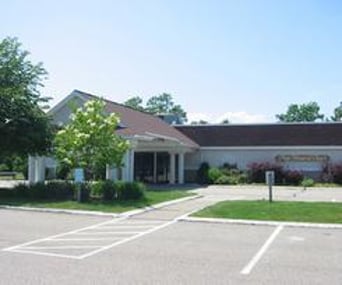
xmin=2 ymin=216 xmax=174 ymax=260
xmin=241 ymin=225 xmax=283 ymax=275
xmin=24 ymin=246 xmax=101 ymax=250
xmin=78 ymin=219 xmax=178 ymax=259
xmin=73 ymin=231 xmax=142 ymax=235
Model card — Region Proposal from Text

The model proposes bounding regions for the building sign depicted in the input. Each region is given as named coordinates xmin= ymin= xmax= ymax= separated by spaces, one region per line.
xmin=275 ymin=155 xmax=330 ymax=162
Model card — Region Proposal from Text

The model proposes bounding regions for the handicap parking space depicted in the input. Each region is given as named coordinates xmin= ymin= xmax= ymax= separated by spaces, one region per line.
xmin=3 ymin=215 xmax=172 ymax=259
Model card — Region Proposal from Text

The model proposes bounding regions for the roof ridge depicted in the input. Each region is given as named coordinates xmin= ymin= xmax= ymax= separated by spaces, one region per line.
xmin=73 ymin=89 xmax=199 ymax=148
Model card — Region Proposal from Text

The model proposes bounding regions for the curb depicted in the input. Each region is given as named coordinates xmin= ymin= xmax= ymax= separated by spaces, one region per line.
xmin=180 ymin=216 xmax=342 ymax=229
xmin=0 ymin=194 xmax=202 ymax=218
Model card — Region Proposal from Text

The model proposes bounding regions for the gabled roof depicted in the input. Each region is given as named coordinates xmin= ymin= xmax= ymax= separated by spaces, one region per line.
xmin=175 ymin=123 xmax=342 ymax=147
xmin=54 ymin=90 xmax=199 ymax=148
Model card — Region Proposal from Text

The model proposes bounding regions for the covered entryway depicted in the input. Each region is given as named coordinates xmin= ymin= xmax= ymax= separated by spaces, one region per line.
xmin=134 ymin=152 xmax=183 ymax=184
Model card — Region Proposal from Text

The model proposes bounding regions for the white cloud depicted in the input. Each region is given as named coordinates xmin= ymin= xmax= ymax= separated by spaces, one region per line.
xmin=187 ymin=112 xmax=213 ymax=124
xmin=187 ymin=111 xmax=272 ymax=124
xmin=215 ymin=111 xmax=272 ymax=124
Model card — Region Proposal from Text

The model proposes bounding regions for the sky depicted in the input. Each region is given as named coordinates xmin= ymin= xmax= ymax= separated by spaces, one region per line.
xmin=1 ymin=0 xmax=342 ymax=123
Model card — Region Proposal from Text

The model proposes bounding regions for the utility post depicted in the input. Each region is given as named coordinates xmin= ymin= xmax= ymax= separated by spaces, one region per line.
xmin=265 ymin=171 xmax=275 ymax=203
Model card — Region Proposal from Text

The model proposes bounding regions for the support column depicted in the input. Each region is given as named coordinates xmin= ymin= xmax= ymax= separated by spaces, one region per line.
xmin=35 ymin=156 xmax=45 ymax=183
xmin=122 ymin=151 xmax=130 ymax=182
xmin=129 ymin=149 xmax=135 ymax=182
xmin=28 ymin=155 xmax=36 ymax=184
xmin=106 ymin=164 xmax=110 ymax=180
xmin=178 ymin=153 xmax=184 ymax=184
xmin=169 ymin=152 xmax=176 ymax=184
xmin=153 ymin=152 xmax=157 ymax=183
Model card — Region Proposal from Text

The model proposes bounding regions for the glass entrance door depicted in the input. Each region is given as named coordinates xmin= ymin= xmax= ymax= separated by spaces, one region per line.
xmin=134 ymin=152 xmax=154 ymax=183
xmin=134 ymin=152 xmax=171 ymax=184
xmin=156 ymin=152 xmax=169 ymax=183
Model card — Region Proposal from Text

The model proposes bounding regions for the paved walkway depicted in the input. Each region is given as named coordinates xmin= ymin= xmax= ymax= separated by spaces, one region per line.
xmin=192 ymin=185 xmax=342 ymax=202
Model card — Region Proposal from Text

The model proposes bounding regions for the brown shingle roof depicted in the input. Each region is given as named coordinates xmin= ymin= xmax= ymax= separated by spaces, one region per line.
xmin=75 ymin=90 xmax=198 ymax=148
xmin=175 ymin=123 xmax=342 ymax=147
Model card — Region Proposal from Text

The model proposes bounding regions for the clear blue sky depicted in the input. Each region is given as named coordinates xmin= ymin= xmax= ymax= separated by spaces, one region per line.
xmin=2 ymin=0 xmax=342 ymax=123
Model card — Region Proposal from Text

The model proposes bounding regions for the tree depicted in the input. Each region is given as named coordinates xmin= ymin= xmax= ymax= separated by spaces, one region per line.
xmin=123 ymin=96 xmax=144 ymax=112
xmin=123 ymin=93 xmax=187 ymax=123
xmin=276 ymin=102 xmax=325 ymax=122
xmin=221 ymin=119 xmax=230 ymax=124
xmin=0 ymin=37 xmax=52 ymax=156
xmin=54 ymin=99 xmax=130 ymax=179
xmin=145 ymin=93 xmax=187 ymax=122
xmin=331 ymin=102 xmax=342 ymax=121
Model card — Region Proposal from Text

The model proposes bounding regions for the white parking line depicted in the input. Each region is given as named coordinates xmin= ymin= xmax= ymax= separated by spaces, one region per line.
xmin=3 ymin=216 xmax=128 ymax=252
xmin=52 ymin=238 xmax=121 ymax=241
xmin=98 ymin=225 xmax=153 ymax=229
xmin=78 ymin=219 xmax=178 ymax=259
xmin=240 ymin=225 xmax=284 ymax=275
xmin=73 ymin=231 xmax=142 ymax=235
xmin=24 ymin=245 xmax=101 ymax=250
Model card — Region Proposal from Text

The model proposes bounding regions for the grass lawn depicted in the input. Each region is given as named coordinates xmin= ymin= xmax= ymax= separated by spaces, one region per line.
xmin=0 ymin=189 xmax=194 ymax=213
xmin=193 ymin=200 xmax=342 ymax=224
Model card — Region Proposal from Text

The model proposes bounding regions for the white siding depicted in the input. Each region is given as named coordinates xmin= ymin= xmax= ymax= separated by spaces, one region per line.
xmin=184 ymin=148 xmax=342 ymax=171
xmin=52 ymin=97 xmax=85 ymax=126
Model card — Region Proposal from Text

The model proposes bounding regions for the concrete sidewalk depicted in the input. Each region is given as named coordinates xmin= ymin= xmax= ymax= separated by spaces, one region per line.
xmin=192 ymin=185 xmax=342 ymax=202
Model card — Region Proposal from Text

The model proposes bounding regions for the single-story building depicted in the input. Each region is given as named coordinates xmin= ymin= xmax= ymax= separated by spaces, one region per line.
xmin=28 ymin=90 xmax=342 ymax=184
xmin=176 ymin=124 xmax=342 ymax=181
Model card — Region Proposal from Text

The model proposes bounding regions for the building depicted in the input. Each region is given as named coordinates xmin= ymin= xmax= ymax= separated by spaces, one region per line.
xmin=28 ymin=90 xmax=198 ymax=184
xmin=28 ymin=90 xmax=342 ymax=184
xmin=176 ymin=124 xmax=342 ymax=181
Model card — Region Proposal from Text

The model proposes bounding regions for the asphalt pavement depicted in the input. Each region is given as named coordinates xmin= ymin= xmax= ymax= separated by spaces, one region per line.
xmin=1 ymin=185 xmax=342 ymax=284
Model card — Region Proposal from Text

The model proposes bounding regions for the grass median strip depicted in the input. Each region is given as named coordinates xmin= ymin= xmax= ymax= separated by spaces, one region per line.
xmin=193 ymin=200 xmax=342 ymax=224
xmin=0 ymin=190 xmax=194 ymax=213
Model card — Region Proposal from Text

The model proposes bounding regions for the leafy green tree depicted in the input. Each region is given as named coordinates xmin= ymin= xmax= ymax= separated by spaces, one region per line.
xmin=276 ymin=102 xmax=325 ymax=122
xmin=123 ymin=96 xmax=144 ymax=112
xmin=54 ymin=99 xmax=130 ymax=180
xmin=331 ymin=102 xmax=342 ymax=121
xmin=0 ymin=37 xmax=52 ymax=156
xmin=145 ymin=93 xmax=187 ymax=122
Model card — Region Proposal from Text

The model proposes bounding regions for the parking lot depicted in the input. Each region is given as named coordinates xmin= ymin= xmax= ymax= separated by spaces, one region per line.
xmin=1 ymin=187 xmax=342 ymax=285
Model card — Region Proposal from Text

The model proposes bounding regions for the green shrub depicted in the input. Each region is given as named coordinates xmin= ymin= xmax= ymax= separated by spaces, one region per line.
xmin=90 ymin=181 xmax=103 ymax=197
xmin=301 ymin=177 xmax=315 ymax=188
xmin=12 ymin=182 xmax=75 ymax=200
xmin=0 ymin=188 xmax=15 ymax=198
xmin=117 ymin=182 xmax=146 ymax=200
xmin=13 ymin=183 xmax=30 ymax=198
xmin=214 ymin=175 xmax=239 ymax=185
xmin=45 ymin=182 xmax=75 ymax=200
xmin=237 ymin=173 xmax=248 ymax=184
xmin=196 ymin=162 xmax=210 ymax=184
xmin=208 ymin=167 xmax=222 ymax=183
xmin=29 ymin=182 xmax=47 ymax=199
xmin=90 ymin=180 xmax=116 ymax=201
